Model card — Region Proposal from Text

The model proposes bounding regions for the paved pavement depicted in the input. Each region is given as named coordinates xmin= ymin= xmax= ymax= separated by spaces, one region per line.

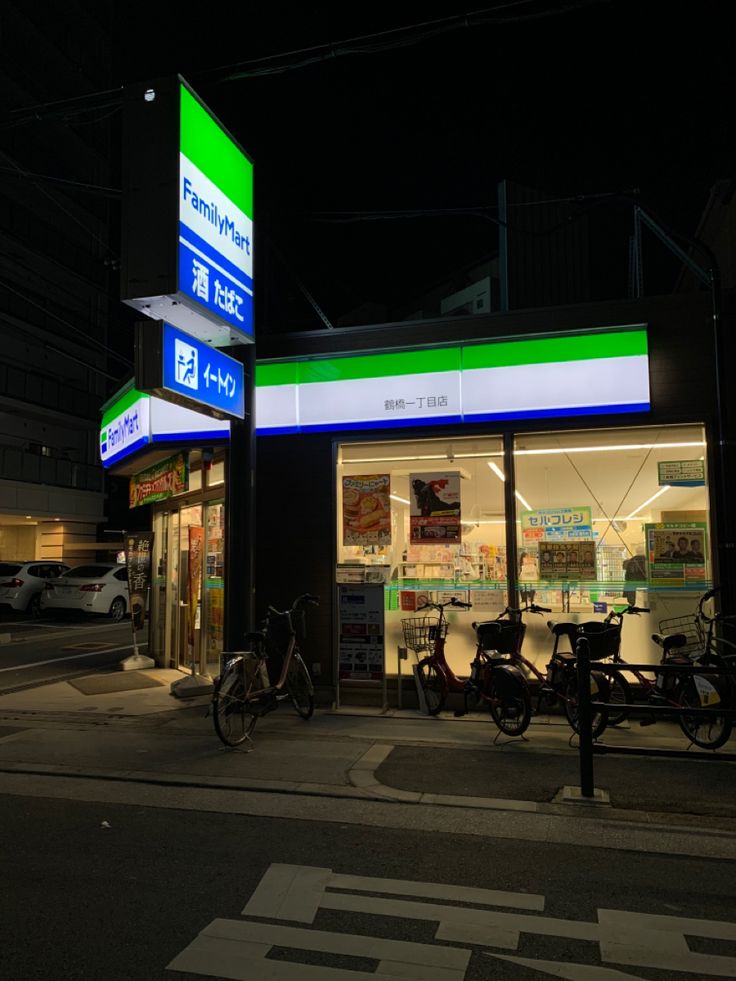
xmin=1 ymin=667 xmax=735 ymax=854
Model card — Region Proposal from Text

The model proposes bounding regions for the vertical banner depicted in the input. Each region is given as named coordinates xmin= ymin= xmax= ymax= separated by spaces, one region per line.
xmin=342 ymin=474 xmax=391 ymax=546
xmin=125 ymin=531 xmax=155 ymax=631
xmin=187 ymin=526 xmax=204 ymax=652
xmin=409 ymin=472 xmax=461 ymax=543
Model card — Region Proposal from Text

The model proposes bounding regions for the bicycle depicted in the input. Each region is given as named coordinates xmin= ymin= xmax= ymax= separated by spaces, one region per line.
xmin=212 ymin=593 xmax=318 ymax=747
xmin=478 ymin=601 xmax=613 ymax=738
xmin=584 ymin=593 xmax=734 ymax=748
xmin=403 ymin=597 xmax=532 ymax=737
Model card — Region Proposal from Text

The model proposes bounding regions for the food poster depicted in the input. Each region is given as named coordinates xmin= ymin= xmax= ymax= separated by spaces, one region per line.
xmin=342 ymin=475 xmax=391 ymax=547
xmin=646 ymin=522 xmax=707 ymax=583
xmin=410 ymin=472 xmax=461 ymax=543
xmin=338 ymin=584 xmax=385 ymax=680
xmin=539 ymin=540 xmax=597 ymax=581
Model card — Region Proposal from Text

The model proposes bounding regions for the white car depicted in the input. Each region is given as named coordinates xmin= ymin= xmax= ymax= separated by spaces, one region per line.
xmin=0 ymin=561 xmax=71 ymax=617
xmin=40 ymin=563 xmax=130 ymax=622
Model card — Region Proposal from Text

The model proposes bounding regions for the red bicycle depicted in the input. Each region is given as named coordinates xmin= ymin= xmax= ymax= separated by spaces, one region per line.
xmin=403 ymin=597 xmax=532 ymax=737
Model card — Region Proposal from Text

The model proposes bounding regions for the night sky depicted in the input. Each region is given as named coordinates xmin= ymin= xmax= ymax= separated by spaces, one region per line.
xmin=113 ymin=0 xmax=734 ymax=331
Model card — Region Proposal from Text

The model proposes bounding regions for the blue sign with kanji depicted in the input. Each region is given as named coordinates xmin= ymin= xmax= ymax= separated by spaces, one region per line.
xmin=161 ymin=322 xmax=244 ymax=419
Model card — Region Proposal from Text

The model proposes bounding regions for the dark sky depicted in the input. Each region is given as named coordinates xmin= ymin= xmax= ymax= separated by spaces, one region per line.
xmin=112 ymin=0 xmax=734 ymax=329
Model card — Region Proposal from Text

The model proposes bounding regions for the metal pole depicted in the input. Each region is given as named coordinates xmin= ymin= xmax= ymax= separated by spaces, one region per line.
xmin=576 ymin=634 xmax=594 ymax=798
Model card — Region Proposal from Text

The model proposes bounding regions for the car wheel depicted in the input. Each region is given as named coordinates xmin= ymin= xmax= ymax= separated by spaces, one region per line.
xmin=109 ymin=597 xmax=127 ymax=622
xmin=26 ymin=593 xmax=42 ymax=618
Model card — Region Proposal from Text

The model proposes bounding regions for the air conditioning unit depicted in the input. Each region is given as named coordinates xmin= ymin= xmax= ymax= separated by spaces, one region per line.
xmin=440 ymin=277 xmax=491 ymax=317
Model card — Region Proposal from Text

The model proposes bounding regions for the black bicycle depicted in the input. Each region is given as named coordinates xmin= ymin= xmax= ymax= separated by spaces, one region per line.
xmin=212 ymin=593 xmax=318 ymax=747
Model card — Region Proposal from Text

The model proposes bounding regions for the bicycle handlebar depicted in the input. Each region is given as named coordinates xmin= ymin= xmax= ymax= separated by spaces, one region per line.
xmin=417 ymin=597 xmax=473 ymax=611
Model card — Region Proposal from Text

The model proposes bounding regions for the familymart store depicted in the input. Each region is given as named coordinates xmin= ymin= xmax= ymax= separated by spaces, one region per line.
xmin=254 ymin=293 xmax=721 ymax=702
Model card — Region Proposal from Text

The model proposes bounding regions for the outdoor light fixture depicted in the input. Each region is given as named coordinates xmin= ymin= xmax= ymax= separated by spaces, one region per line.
xmin=144 ymin=88 xmax=156 ymax=102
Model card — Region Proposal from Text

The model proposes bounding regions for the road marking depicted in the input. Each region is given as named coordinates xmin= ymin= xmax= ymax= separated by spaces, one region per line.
xmin=242 ymin=863 xmax=544 ymax=925
xmin=0 ymin=642 xmax=145 ymax=673
xmin=167 ymin=919 xmax=470 ymax=981
xmin=168 ymin=864 xmax=736 ymax=979
xmin=487 ymin=953 xmax=646 ymax=979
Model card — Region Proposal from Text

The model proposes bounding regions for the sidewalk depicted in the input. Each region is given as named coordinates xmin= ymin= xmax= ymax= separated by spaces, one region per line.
xmin=1 ymin=667 xmax=735 ymax=838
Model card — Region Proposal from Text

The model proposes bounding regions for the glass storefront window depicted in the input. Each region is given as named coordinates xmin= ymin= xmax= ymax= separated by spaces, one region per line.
xmin=207 ymin=456 xmax=225 ymax=486
xmin=337 ymin=436 xmax=507 ymax=678
xmin=513 ymin=423 xmax=710 ymax=669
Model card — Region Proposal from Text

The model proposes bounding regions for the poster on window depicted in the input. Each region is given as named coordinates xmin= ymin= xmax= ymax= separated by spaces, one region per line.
xmin=342 ymin=475 xmax=391 ymax=546
xmin=410 ymin=472 xmax=461 ymax=543
xmin=338 ymin=584 xmax=385 ymax=680
xmin=187 ymin=526 xmax=204 ymax=652
xmin=125 ymin=531 xmax=154 ymax=632
xmin=646 ymin=522 xmax=707 ymax=582
xmin=539 ymin=540 xmax=597 ymax=580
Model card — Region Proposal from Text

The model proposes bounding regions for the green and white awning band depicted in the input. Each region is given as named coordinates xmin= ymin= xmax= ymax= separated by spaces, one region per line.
xmin=255 ymin=328 xmax=650 ymax=434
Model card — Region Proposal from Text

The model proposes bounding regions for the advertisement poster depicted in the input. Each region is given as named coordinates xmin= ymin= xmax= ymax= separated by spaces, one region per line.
xmin=646 ymin=522 xmax=707 ymax=582
xmin=521 ymin=506 xmax=592 ymax=542
xmin=129 ymin=452 xmax=188 ymax=508
xmin=410 ymin=472 xmax=461 ymax=543
xmin=342 ymin=475 xmax=391 ymax=547
xmin=125 ymin=531 xmax=155 ymax=631
xmin=187 ymin=526 xmax=204 ymax=652
xmin=539 ymin=540 xmax=597 ymax=581
xmin=338 ymin=584 xmax=385 ymax=680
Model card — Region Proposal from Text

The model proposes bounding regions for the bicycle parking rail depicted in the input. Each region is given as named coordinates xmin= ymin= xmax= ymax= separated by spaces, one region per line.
xmin=575 ymin=637 xmax=736 ymax=799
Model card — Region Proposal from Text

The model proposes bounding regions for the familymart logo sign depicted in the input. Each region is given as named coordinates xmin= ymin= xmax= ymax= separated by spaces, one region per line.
xmin=178 ymin=84 xmax=254 ymax=338
xmin=255 ymin=329 xmax=651 ymax=434
xmin=100 ymin=394 xmax=151 ymax=465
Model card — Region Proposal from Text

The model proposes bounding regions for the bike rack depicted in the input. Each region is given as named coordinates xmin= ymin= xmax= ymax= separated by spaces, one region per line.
xmin=575 ymin=637 xmax=736 ymax=798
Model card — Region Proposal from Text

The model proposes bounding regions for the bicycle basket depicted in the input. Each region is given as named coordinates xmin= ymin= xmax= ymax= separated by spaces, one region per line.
xmin=401 ymin=616 xmax=447 ymax=653
xmin=576 ymin=621 xmax=621 ymax=659
xmin=266 ymin=608 xmax=302 ymax=654
xmin=475 ymin=619 xmax=525 ymax=654
xmin=658 ymin=614 xmax=704 ymax=657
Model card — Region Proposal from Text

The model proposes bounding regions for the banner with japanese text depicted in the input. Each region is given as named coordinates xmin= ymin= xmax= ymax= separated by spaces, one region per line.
xmin=521 ymin=506 xmax=592 ymax=542
xmin=129 ymin=452 xmax=188 ymax=507
xmin=187 ymin=526 xmax=204 ymax=651
xmin=125 ymin=531 xmax=155 ymax=631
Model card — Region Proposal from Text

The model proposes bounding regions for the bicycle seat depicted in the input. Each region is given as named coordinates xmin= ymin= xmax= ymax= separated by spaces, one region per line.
xmin=651 ymin=632 xmax=688 ymax=653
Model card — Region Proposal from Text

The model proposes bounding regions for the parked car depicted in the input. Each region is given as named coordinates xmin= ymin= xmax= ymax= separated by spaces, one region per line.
xmin=40 ymin=563 xmax=129 ymax=621
xmin=0 ymin=561 xmax=71 ymax=617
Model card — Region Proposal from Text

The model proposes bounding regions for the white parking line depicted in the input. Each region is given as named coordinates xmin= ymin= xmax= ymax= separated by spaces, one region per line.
xmin=0 ymin=642 xmax=146 ymax=673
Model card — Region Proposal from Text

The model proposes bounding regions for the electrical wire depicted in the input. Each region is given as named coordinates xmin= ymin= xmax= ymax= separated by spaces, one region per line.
xmin=0 ymin=165 xmax=121 ymax=198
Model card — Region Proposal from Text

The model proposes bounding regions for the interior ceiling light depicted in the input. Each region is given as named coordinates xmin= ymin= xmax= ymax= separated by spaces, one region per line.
xmin=514 ymin=441 xmax=704 ymax=456
xmin=487 ymin=462 xmax=533 ymax=512
xmin=389 ymin=494 xmax=410 ymax=505
xmin=625 ymin=485 xmax=671 ymax=520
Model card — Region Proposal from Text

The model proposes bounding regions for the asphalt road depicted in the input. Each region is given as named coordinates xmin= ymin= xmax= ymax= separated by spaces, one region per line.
xmin=1 ymin=792 xmax=735 ymax=980
xmin=0 ymin=612 xmax=140 ymax=692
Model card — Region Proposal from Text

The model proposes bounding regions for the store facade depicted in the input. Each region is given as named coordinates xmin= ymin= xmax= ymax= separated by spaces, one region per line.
xmin=99 ymin=385 xmax=229 ymax=675
xmin=253 ymin=291 xmax=727 ymax=701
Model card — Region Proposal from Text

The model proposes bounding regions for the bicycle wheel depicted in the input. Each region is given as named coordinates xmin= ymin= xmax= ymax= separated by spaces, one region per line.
xmin=287 ymin=651 xmax=315 ymax=720
xmin=562 ymin=673 xmax=609 ymax=739
xmin=678 ymin=679 xmax=732 ymax=749
xmin=213 ymin=661 xmax=258 ymax=747
xmin=606 ymin=672 xmax=632 ymax=727
xmin=416 ymin=657 xmax=447 ymax=715
xmin=488 ymin=674 xmax=532 ymax=737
